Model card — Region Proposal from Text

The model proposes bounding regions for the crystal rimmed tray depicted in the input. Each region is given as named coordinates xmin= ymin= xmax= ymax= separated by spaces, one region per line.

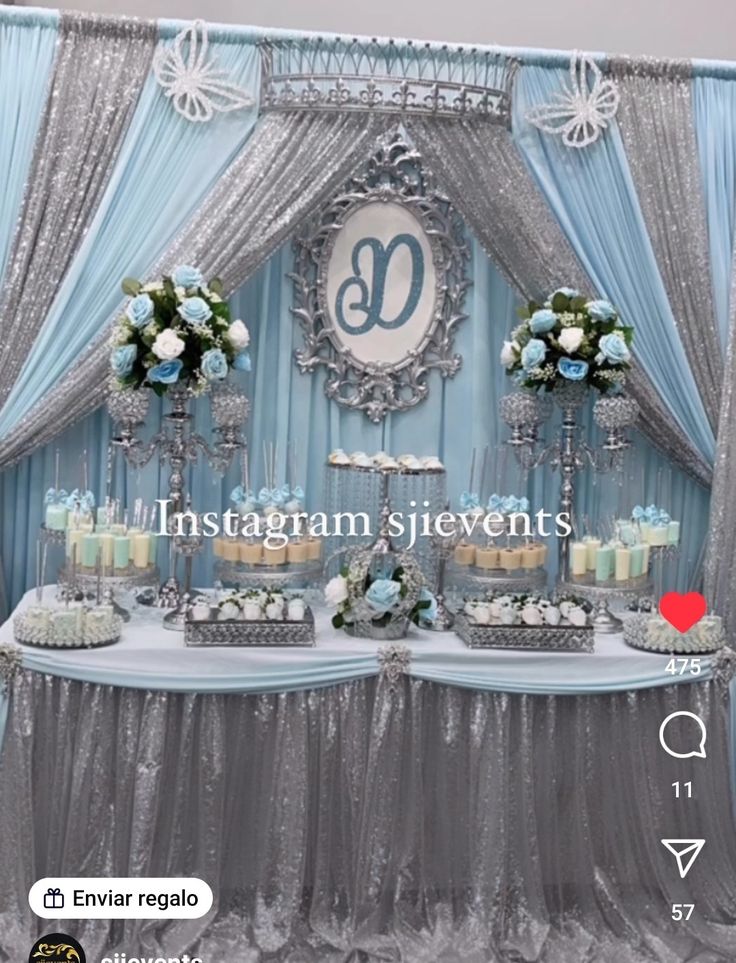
xmin=185 ymin=608 xmax=315 ymax=647
xmin=214 ymin=558 xmax=322 ymax=590
xmin=454 ymin=613 xmax=594 ymax=652
xmin=14 ymin=612 xmax=123 ymax=650
xmin=623 ymin=613 xmax=725 ymax=655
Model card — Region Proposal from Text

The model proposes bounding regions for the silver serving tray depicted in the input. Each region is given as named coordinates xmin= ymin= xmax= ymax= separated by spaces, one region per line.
xmin=454 ymin=613 xmax=594 ymax=652
xmin=185 ymin=608 xmax=315 ymax=647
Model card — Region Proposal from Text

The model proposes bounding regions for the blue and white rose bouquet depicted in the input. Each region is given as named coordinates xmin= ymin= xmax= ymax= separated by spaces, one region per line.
xmin=325 ymin=566 xmax=436 ymax=631
xmin=500 ymin=288 xmax=633 ymax=394
xmin=110 ymin=265 xmax=251 ymax=397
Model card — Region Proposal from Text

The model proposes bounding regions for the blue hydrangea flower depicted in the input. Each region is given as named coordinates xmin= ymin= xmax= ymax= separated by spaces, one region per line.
xmin=147 ymin=359 xmax=183 ymax=384
xmin=521 ymin=338 xmax=547 ymax=370
xmin=172 ymin=265 xmax=203 ymax=289
xmin=125 ymin=293 xmax=154 ymax=328
xmin=586 ymin=299 xmax=616 ymax=322
xmin=111 ymin=344 xmax=137 ymax=378
xmin=201 ymin=348 xmax=228 ymax=381
xmin=365 ymin=578 xmax=402 ymax=615
xmin=178 ymin=296 xmax=212 ymax=325
xmin=557 ymin=357 xmax=589 ymax=381
xmin=529 ymin=309 xmax=557 ymax=335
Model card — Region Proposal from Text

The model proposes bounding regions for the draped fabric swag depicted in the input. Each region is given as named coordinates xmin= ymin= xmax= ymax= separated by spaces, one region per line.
xmin=0 ymin=13 xmax=157 ymax=411
xmin=0 ymin=6 xmax=735 ymax=616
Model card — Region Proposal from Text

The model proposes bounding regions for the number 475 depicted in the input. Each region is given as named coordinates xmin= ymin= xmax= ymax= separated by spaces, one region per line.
xmin=665 ymin=658 xmax=702 ymax=676
xmin=672 ymin=904 xmax=695 ymax=921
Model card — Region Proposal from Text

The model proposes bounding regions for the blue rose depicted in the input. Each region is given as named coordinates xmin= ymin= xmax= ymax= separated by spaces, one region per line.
xmin=201 ymin=348 xmax=229 ymax=381
xmin=178 ymin=296 xmax=212 ymax=325
xmin=521 ymin=338 xmax=547 ymax=370
xmin=557 ymin=357 xmax=589 ymax=381
xmin=365 ymin=578 xmax=402 ymax=616
xmin=147 ymin=359 xmax=183 ymax=384
xmin=125 ymin=293 xmax=154 ymax=328
xmin=553 ymin=287 xmax=579 ymax=299
xmin=586 ymin=299 xmax=616 ymax=322
xmin=172 ymin=265 xmax=203 ymax=289
xmin=233 ymin=351 xmax=251 ymax=372
xmin=416 ymin=587 xmax=438 ymax=626
xmin=597 ymin=332 xmax=630 ymax=365
xmin=529 ymin=309 xmax=557 ymax=335
xmin=111 ymin=344 xmax=137 ymax=378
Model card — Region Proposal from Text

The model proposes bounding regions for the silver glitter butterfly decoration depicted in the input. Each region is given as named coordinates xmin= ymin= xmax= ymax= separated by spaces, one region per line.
xmin=525 ymin=52 xmax=620 ymax=149
xmin=153 ymin=20 xmax=255 ymax=123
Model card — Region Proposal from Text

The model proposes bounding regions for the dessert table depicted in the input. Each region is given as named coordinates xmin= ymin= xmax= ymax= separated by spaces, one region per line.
xmin=1 ymin=588 xmax=736 ymax=962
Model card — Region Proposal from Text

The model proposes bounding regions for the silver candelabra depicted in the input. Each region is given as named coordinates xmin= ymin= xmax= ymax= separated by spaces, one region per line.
xmin=107 ymin=380 xmax=249 ymax=604
xmin=499 ymin=381 xmax=638 ymax=580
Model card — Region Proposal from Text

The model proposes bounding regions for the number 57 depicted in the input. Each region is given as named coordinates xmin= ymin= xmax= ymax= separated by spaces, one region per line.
xmin=672 ymin=903 xmax=694 ymax=921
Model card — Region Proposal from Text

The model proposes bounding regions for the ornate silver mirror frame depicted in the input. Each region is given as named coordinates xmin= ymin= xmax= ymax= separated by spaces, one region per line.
xmin=290 ymin=132 xmax=470 ymax=422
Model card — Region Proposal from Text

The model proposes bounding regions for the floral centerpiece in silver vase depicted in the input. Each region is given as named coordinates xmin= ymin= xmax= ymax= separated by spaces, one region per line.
xmin=325 ymin=501 xmax=435 ymax=640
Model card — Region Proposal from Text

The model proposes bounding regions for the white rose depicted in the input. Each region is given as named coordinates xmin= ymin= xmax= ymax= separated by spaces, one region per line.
xmin=152 ymin=329 xmax=185 ymax=361
xmin=227 ymin=319 xmax=251 ymax=351
xmin=175 ymin=285 xmax=186 ymax=299
xmin=558 ymin=326 xmax=584 ymax=354
xmin=325 ymin=575 xmax=349 ymax=608
xmin=500 ymin=340 xmax=519 ymax=367
xmin=521 ymin=605 xmax=543 ymax=626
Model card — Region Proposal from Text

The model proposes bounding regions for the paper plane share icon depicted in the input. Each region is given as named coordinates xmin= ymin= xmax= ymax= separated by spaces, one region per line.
xmin=661 ymin=839 xmax=705 ymax=879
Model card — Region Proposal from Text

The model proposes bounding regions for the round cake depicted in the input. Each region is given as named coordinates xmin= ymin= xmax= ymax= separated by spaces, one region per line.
xmin=624 ymin=613 xmax=725 ymax=654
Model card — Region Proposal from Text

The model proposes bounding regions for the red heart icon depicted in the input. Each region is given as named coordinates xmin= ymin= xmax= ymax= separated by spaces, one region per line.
xmin=659 ymin=592 xmax=707 ymax=633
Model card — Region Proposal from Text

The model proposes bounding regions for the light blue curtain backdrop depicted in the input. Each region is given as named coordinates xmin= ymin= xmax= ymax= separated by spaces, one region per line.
xmin=512 ymin=65 xmax=716 ymax=467
xmin=693 ymin=76 xmax=736 ymax=350
xmin=0 ymin=239 xmax=710 ymax=612
xmin=0 ymin=35 xmax=260 ymax=444
xmin=0 ymin=13 xmax=58 ymax=286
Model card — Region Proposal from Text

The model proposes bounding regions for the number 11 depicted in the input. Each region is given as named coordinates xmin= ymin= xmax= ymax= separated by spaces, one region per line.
xmin=672 ymin=781 xmax=693 ymax=799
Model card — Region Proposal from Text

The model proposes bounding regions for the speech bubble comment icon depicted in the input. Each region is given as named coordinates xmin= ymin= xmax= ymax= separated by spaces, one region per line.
xmin=659 ymin=711 xmax=707 ymax=759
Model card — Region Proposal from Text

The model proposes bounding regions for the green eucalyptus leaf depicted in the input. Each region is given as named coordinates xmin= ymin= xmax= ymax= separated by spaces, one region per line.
xmin=551 ymin=292 xmax=570 ymax=313
xmin=121 ymin=277 xmax=141 ymax=297
xmin=209 ymin=277 xmax=224 ymax=295
xmin=515 ymin=305 xmax=530 ymax=320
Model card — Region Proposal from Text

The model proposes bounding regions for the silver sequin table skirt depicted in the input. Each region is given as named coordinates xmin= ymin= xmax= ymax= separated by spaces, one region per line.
xmin=1 ymin=669 xmax=736 ymax=961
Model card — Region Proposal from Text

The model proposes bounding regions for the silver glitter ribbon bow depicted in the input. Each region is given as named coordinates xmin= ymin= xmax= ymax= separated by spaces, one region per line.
xmin=377 ymin=643 xmax=412 ymax=691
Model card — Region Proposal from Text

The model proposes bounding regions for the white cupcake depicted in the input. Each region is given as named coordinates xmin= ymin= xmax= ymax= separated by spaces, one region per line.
xmin=521 ymin=604 xmax=543 ymax=626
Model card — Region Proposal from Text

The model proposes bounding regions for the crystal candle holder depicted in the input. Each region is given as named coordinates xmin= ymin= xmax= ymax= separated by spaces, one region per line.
xmin=107 ymin=387 xmax=150 ymax=426
xmin=593 ymin=394 xmax=639 ymax=431
xmin=210 ymin=384 xmax=250 ymax=429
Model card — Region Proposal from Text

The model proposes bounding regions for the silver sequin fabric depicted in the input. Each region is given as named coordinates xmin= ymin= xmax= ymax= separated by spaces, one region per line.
xmin=1 ymin=670 xmax=735 ymax=959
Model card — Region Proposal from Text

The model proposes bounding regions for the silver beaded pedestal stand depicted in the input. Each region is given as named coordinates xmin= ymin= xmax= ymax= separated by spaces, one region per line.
xmin=448 ymin=563 xmax=548 ymax=599
xmin=500 ymin=383 xmax=639 ymax=630
xmin=214 ymin=557 xmax=323 ymax=592
xmin=162 ymin=509 xmax=205 ymax=631
xmin=108 ymin=381 xmax=248 ymax=606
xmin=57 ymin=564 xmax=160 ymax=622
xmin=557 ymin=575 xmax=653 ymax=634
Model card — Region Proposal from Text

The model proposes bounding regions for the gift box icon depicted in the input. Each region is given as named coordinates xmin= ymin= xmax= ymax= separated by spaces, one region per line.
xmin=43 ymin=887 xmax=64 ymax=910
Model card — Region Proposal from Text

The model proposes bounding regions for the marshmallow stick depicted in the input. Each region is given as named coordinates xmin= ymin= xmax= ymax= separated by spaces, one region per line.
xmin=263 ymin=441 xmax=270 ymax=491
xmin=149 ymin=502 xmax=157 ymax=532
xmin=54 ymin=449 xmax=60 ymax=492
xmin=241 ymin=447 xmax=249 ymax=491
xmin=142 ymin=505 xmax=149 ymax=531
xmin=36 ymin=539 xmax=42 ymax=603
xmin=272 ymin=442 xmax=278 ymax=491
xmin=468 ymin=447 xmax=476 ymax=494
xmin=478 ymin=445 xmax=489 ymax=504
xmin=41 ymin=542 xmax=48 ymax=604
xmin=82 ymin=449 xmax=88 ymax=493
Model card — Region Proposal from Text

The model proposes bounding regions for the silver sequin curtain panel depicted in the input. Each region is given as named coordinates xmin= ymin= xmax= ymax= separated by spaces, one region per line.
xmin=0 ymin=110 xmax=386 ymax=470
xmin=0 ymin=12 xmax=157 ymax=411
xmin=407 ymin=116 xmax=711 ymax=488
xmin=610 ymin=59 xmax=723 ymax=430
xmin=1 ymin=671 xmax=735 ymax=961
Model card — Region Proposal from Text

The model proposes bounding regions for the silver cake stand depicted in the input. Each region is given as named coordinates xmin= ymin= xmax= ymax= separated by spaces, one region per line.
xmin=448 ymin=562 xmax=548 ymax=598
xmin=557 ymin=575 xmax=654 ymax=634
xmin=57 ymin=564 xmax=160 ymax=622
xmin=214 ymin=557 xmax=323 ymax=591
